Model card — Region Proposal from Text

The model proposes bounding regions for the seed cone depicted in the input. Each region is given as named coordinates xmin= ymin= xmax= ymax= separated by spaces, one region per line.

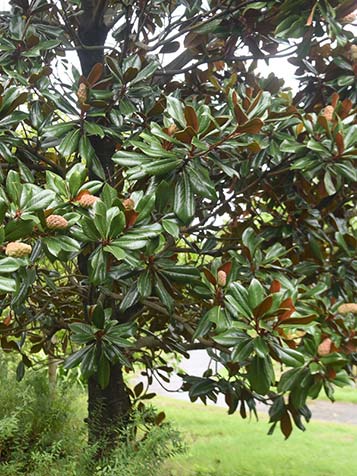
xmin=338 ymin=303 xmax=357 ymax=314
xmin=322 ymin=105 xmax=334 ymax=121
xmin=217 ymin=270 xmax=227 ymax=287
xmin=77 ymin=83 xmax=88 ymax=104
xmin=317 ymin=338 xmax=332 ymax=356
xmin=78 ymin=193 xmax=99 ymax=208
xmin=350 ymin=44 xmax=357 ymax=62
xmin=46 ymin=214 xmax=68 ymax=230
xmin=123 ymin=198 xmax=135 ymax=211
xmin=5 ymin=242 xmax=32 ymax=258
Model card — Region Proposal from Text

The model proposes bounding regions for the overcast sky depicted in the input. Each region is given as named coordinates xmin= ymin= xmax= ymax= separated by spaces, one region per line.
xmin=8 ymin=1 xmax=357 ymax=92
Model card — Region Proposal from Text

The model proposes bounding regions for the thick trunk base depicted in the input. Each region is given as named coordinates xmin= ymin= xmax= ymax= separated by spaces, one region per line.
xmin=88 ymin=363 xmax=131 ymax=456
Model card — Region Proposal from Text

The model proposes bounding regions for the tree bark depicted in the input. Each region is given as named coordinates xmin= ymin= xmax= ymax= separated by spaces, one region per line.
xmin=77 ymin=0 xmax=132 ymax=452
xmin=78 ymin=0 xmax=109 ymax=77
xmin=88 ymin=363 xmax=131 ymax=453
xmin=48 ymin=354 xmax=57 ymax=398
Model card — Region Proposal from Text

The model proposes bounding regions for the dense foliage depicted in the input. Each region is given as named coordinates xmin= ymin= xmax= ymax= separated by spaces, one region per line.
xmin=0 ymin=0 xmax=356 ymax=442
xmin=0 ymin=357 xmax=184 ymax=475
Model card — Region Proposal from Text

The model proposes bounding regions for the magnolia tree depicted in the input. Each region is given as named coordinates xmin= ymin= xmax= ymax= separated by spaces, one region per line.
xmin=0 ymin=0 xmax=356 ymax=449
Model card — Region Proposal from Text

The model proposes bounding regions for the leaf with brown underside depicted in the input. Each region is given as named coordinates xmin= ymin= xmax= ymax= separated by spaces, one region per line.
xmin=87 ymin=63 xmax=104 ymax=85
xmin=234 ymin=103 xmax=249 ymax=125
xmin=335 ymin=132 xmax=344 ymax=155
xmin=184 ymin=106 xmax=199 ymax=132
xmin=270 ymin=280 xmax=281 ymax=293
xmin=279 ymin=315 xmax=317 ymax=326
xmin=280 ymin=411 xmax=293 ymax=439
xmin=175 ymin=126 xmax=196 ymax=144
xmin=331 ymin=92 xmax=339 ymax=108
xmin=125 ymin=210 xmax=139 ymax=228
xmin=253 ymin=296 xmax=273 ymax=318
xmin=235 ymin=118 xmax=264 ymax=134
xmin=203 ymin=268 xmax=216 ymax=285
xmin=277 ymin=298 xmax=295 ymax=322
xmin=218 ymin=262 xmax=232 ymax=275
xmin=340 ymin=98 xmax=353 ymax=117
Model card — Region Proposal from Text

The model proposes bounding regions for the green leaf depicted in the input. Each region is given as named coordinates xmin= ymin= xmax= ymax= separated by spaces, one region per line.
xmin=66 ymin=163 xmax=87 ymax=197
xmin=119 ymin=284 xmax=140 ymax=312
xmin=160 ymin=265 xmax=200 ymax=283
xmin=193 ymin=312 xmax=213 ymax=339
xmin=248 ymin=278 xmax=265 ymax=309
xmin=70 ymin=322 xmax=95 ymax=344
xmin=138 ymin=270 xmax=152 ymax=297
xmin=0 ymin=257 xmax=23 ymax=273
xmin=274 ymin=345 xmax=305 ymax=367
xmin=166 ymin=96 xmax=186 ymax=128
xmin=144 ymin=158 xmax=181 ymax=176
xmin=80 ymin=344 xmax=98 ymax=378
xmin=225 ymin=283 xmax=252 ymax=319
xmin=247 ymin=355 xmax=274 ymax=394
xmin=79 ymin=135 xmax=105 ymax=180
xmin=254 ymin=336 xmax=269 ymax=357
xmin=64 ymin=345 xmax=93 ymax=369
xmin=58 ymin=129 xmax=80 ymax=157
xmin=131 ymin=61 xmax=159 ymax=84
xmin=44 ymin=236 xmax=80 ymax=257
xmin=16 ymin=361 xmax=25 ymax=382
xmin=104 ymin=243 xmax=126 ymax=261
xmin=0 ymin=276 xmax=17 ymax=292
xmin=278 ymin=367 xmax=305 ymax=393
xmin=162 ymin=218 xmax=180 ymax=238
xmin=24 ymin=188 xmax=55 ymax=212
xmin=306 ymin=139 xmax=329 ymax=154
xmin=89 ymin=248 xmax=107 ymax=284
xmin=136 ymin=193 xmax=155 ymax=221
xmin=212 ymin=329 xmax=247 ymax=346
xmin=93 ymin=200 xmax=108 ymax=238
xmin=154 ymin=275 xmax=173 ymax=310
xmin=231 ymin=338 xmax=254 ymax=362
xmin=92 ymin=304 xmax=105 ymax=329
xmin=174 ymin=173 xmax=195 ymax=224
xmin=106 ymin=207 xmax=125 ymax=239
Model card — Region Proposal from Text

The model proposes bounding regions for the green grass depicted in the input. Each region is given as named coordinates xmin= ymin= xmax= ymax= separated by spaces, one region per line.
xmin=316 ymin=385 xmax=357 ymax=404
xmin=158 ymin=397 xmax=357 ymax=476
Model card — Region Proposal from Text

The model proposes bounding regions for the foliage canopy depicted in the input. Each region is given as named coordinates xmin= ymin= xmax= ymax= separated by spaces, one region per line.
xmin=0 ymin=0 xmax=356 ymax=440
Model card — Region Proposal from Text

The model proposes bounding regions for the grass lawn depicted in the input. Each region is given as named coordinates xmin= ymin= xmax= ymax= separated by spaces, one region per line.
xmin=317 ymin=385 xmax=357 ymax=404
xmin=158 ymin=397 xmax=357 ymax=476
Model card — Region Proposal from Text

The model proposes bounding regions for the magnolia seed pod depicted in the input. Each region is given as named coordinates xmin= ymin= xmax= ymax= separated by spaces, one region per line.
xmin=78 ymin=193 xmax=99 ymax=208
xmin=123 ymin=198 xmax=135 ymax=211
xmin=338 ymin=303 xmax=357 ymax=314
xmin=350 ymin=44 xmax=357 ymax=62
xmin=5 ymin=241 xmax=32 ymax=258
xmin=77 ymin=83 xmax=88 ymax=105
xmin=46 ymin=214 xmax=68 ymax=230
xmin=217 ymin=270 xmax=227 ymax=287
xmin=167 ymin=124 xmax=178 ymax=136
xmin=322 ymin=105 xmax=334 ymax=121
xmin=317 ymin=338 xmax=332 ymax=356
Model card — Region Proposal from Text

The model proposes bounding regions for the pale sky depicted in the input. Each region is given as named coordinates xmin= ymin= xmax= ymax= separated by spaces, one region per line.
xmin=0 ymin=1 xmax=355 ymax=92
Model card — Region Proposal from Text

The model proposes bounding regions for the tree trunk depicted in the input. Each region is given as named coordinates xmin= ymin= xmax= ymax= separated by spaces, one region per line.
xmin=48 ymin=354 xmax=57 ymax=398
xmin=88 ymin=363 xmax=131 ymax=454
xmin=77 ymin=0 xmax=132 ymax=452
